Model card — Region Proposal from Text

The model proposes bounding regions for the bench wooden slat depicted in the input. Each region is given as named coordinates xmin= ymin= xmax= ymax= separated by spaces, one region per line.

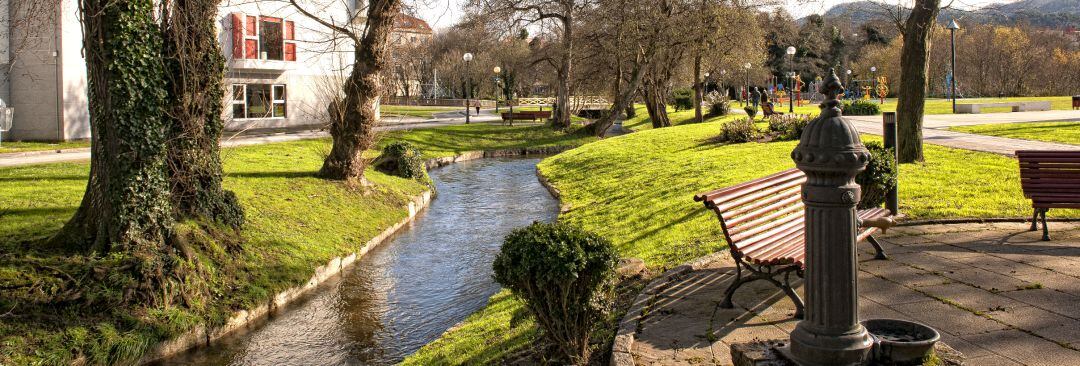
xmin=729 ymin=209 xmax=804 ymax=243
xmin=727 ymin=202 xmax=804 ymax=235
xmin=714 ymin=178 xmax=803 ymax=213
xmin=736 ymin=216 xmax=805 ymax=255
xmin=695 ymin=169 xmax=803 ymax=203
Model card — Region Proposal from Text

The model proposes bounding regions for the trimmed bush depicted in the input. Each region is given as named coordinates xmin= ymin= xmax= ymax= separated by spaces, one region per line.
xmin=718 ymin=117 xmax=758 ymax=143
xmin=708 ymin=98 xmax=730 ymax=117
xmin=841 ymin=100 xmax=881 ymax=116
xmin=856 ymin=141 xmax=898 ymax=209
xmin=767 ymin=114 xmax=811 ymax=141
xmin=492 ymin=222 xmax=618 ymax=364
xmin=672 ymin=88 xmax=694 ymax=111
xmin=743 ymin=105 xmax=758 ymax=119
xmin=372 ymin=141 xmax=433 ymax=189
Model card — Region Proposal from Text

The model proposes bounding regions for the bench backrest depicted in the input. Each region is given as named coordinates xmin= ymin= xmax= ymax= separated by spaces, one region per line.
xmin=693 ymin=168 xmax=806 ymax=253
xmin=1017 ymin=150 xmax=1080 ymax=198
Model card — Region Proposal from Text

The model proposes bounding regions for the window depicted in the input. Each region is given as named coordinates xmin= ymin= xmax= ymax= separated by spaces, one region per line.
xmin=231 ymin=13 xmax=296 ymax=61
xmin=232 ymin=84 xmax=287 ymax=119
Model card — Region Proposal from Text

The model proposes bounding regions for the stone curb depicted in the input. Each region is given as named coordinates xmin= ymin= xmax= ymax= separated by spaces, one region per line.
xmin=897 ymin=217 xmax=1080 ymax=226
xmin=140 ymin=147 xmax=579 ymax=364
xmin=0 ymin=147 xmax=91 ymax=158
xmin=610 ymin=252 xmax=728 ymax=366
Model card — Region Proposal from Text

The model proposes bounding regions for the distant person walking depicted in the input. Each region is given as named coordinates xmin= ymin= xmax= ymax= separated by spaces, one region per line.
xmin=751 ymin=87 xmax=761 ymax=109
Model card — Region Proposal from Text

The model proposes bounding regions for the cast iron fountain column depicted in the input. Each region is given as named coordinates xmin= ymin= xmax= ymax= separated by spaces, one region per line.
xmin=787 ymin=70 xmax=873 ymax=366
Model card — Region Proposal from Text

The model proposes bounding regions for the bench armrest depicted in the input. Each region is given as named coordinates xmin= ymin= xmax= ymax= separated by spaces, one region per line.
xmin=858 ymin=216 xmax=896 ymax=234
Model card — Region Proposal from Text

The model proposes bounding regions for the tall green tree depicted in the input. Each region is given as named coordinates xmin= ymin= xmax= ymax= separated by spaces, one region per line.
xmin=161 ymin=0 xmax=244 ymax=227
xmin=896 ymin=0 xmax=942 ymax=163
xmin=54 ymin=0 xmax=172 ymax=255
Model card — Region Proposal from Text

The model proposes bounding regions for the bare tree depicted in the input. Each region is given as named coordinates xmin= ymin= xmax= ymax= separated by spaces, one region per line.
xmin=482 ymin=0 xmax=590 ymax=129
xmin=885 ymin=0 xmax=944 ymax=163
xmin=289 ymin=0 xmax=402 ymax=181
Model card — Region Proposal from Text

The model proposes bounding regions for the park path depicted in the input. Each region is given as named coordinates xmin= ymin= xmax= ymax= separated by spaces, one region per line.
xmin=846 ymin=109 xmax=1080 ymax=156
xmin=623 ymin=222 xmax=1080 ymax=366
xmin=0 ymin=110 xmax=505 ymax=167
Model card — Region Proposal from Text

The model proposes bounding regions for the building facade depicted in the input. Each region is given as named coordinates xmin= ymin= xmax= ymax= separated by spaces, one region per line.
xmin=1 ymin=0 xmax=365 ymax=141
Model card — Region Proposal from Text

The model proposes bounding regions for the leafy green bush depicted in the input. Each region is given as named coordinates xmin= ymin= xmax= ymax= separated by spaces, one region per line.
xmin=718 ymin=117 xmax=759 ymax=143
xmin=492 ymin=222 xmax=618 ymax=364
xmin=672 ymin=88 xmax=694 ymax=111
xmin=743 ymin=105 xmax=758 ymax=119
xmin=856 ymin=141 xmax=898 ymax=209
xmin=767 ymin=114 xmax=811 ymax=141
xmin=577 ymin=108 xmax=610 ymax=119
xmin=841 ymin=100 xmax=881 ymax=116
xmin=708 ymin=98 xmax=730 ymax=117
xmin=372 ymin=141 xmax=433 ymax=189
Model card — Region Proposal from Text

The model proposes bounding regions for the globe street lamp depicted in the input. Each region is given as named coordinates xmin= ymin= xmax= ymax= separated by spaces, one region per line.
xmin=743 ymin=62 xmax=752 ymax=106
xmin=493 ymin=66 xmax=502 ymax=113
xmin=870 ymin=66 xmax=878 ymax=104
xmin=845 ymin=69 xmax=852 ymax=99
xmin=786 ymin=46 xmax=796 ymax=113
xmin=947 ymin=19 xmax=960 ymax=113
xmin=463 ymin=52 xmax=473 ymax=124
xmin=720 ymin=69 xmax=727 ymax=99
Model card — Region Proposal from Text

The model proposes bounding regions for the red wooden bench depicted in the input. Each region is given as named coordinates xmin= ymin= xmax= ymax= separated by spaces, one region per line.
xmin=1017 ymin=150 xmax=1080 ymax=241
xmin=694 ymin=168 xmax=892 ymax=318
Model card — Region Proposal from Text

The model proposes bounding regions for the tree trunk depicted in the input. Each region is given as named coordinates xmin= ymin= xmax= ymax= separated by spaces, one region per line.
xmin=594 ymin=52 xmax=648 ymax=137
xmin=319 ymin=0 xmax=401 ymax=180
xmin=553 ymin=17 xmax=574 ymax=129
xmin=161 ymin=0 xmax=244 ymax=228
xmin=52 ymin=0 xmax=172 ymax=254
xmin=643 ymin=82 xmax=671 ymax=128
xmin=896 ymin=0 xmax=941 ymax=163
xmin=693 ymin=53 xmax=703 ymax=123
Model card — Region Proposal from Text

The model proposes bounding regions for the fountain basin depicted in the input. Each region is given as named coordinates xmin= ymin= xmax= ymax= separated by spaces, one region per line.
xmin=862 ymin=318 xmax=941 ymax=365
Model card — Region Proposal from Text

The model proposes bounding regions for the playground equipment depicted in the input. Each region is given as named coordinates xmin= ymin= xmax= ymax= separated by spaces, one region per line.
xmin=0 ymin=100 xmax=12 ymax=146
xmin=876 ymin=76 xmax=889 ymax=103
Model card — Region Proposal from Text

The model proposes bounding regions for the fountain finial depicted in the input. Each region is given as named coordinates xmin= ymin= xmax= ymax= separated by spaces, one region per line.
xmin=818 ymin=69 xmax=845 ymax=118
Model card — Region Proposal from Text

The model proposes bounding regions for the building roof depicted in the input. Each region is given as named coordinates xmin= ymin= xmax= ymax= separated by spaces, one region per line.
xmin=394 ymin=13 xmax=432 ymax=34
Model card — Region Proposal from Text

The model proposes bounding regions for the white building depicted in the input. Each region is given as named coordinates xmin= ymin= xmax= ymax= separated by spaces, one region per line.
xmin=1 ymin=0 xmax=365 ymax=141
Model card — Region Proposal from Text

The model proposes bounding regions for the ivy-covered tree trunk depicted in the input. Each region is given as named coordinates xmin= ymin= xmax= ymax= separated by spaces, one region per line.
xmin=642 ymin=82 xmax=671 ymax=128
xmin=52 ymin=0 xmax=172 ymax=254
xmin=161 ymin=0 xmax=244 ymax=227
xmin=319 ymin=0 xmax=400 ymax=180
xmin=896 ymin=0 xmax=941 ymax=163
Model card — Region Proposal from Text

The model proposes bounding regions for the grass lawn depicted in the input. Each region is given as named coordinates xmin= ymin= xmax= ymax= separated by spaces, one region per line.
xmin=948 ymin=121 xmax=1080 ymax=145
xmin=380 ymin=105 xmax=463 ymax=118
xmin=622 ymin=105 xmax=742 ymax=132
xmin=0 ymin=140 xmax=90 ymax=154
xmin=404 ymin=118 xmax=1079 ymax=365
xmin=0 ymin=124 xmax=591 ymax=365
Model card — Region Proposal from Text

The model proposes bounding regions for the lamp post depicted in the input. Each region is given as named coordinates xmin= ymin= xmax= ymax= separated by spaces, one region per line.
xmin=463 ymin=52 xmax=473 ymax=124
xmin=947 ymin=19 xmax=960 ymax=113
xmin=720 ymin=69 xmax=727 ymax=99
xmin=786 ymin=46 xmax=796 ymax=113
xmin=743 ymin=62 xmax=751 ymax=106
xmin=870 ymin=66 xmax=878 ymax=104
xmin=493 ymin=65 xmax=502 ymax=113
xmin=845 ymin=69 xmax=852 ymax=99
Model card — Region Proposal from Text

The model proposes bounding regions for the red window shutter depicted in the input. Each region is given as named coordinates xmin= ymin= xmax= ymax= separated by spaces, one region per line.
xmin=245 ymin=39 xmax=258 ymax=59
xmin=284 ymin=43 xmax=296 ymax=61
xmin=260 ymin=16 xmax=282 ymax=23
xmin=231 ymin=13 xmax=244 ymax=58
xmin=284 ymin=21 xmax=294 ymax=40
xmin=245 ymin=16 xmax=257 ymax=36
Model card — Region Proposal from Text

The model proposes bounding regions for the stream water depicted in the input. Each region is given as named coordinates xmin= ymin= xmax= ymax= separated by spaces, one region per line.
xmin=159 ymin=158 xmax=558 ymax=365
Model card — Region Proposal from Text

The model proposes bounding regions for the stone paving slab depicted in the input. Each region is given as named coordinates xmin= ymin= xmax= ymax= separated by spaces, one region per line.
xmin=625 ymin=223 xmax=1080 ymax=365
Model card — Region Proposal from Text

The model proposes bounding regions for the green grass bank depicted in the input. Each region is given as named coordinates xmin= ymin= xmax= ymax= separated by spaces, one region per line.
xmin=948 ymin=121 xmax=1080 ymax=145
xmin=0 ymin=124 xmax=592 ymax=365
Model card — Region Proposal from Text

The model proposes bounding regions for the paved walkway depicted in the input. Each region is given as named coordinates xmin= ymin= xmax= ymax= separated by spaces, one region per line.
xmin=625 ymin=223 xmax=1080 ymax=365
xmin=0 ymin=110 xmax=507 ymax=167
xmin=846 ymin=110 xmax=1080 ymax=156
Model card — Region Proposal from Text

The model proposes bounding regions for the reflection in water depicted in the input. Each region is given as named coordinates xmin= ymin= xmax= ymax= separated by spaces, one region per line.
xmin=160 ymin=158 xmax=558 ymax=365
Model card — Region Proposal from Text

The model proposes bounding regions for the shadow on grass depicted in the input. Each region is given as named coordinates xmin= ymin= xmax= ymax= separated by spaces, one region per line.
xmin=227 ymin=171 xmax=318 ymax=179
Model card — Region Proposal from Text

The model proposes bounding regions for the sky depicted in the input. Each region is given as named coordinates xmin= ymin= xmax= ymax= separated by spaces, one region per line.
xmin=412 ymin=0 xmax=1018 ymax=30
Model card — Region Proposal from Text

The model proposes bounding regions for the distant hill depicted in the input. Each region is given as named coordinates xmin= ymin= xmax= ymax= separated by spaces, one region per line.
xmin=815 ymin=0 xmax=1080 ymax=29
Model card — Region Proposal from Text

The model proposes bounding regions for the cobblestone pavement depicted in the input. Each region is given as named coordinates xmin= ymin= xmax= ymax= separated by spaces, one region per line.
xmin=627 ymin=222 xmax=1080 ymax=366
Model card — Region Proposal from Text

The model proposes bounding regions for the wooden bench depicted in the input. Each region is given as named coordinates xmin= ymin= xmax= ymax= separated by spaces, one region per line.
xmin=500 ymin=110 xmax=551 ymax=124
xmin=694 ymin=168 xmax=891 ymax=319
xmin=762 ymin=102 xmax=784 ymax=118
xmin=1017 ymin=150 xmax=1080 ymax=241
xmin=955 ymin=101 xmax=1051 ymax=114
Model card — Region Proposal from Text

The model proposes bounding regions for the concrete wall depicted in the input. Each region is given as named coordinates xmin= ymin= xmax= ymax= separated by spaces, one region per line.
xmin=58 ymin=0 xmax=88 ymax=140
xmin=6 ymin=0 xmax=61 ymax=141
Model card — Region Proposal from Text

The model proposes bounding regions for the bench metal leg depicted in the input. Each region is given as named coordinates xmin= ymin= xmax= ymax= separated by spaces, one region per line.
xmin=720 ymin=260 xmax=743 ymax=309
xmin=780 ymin=270 xmax=805 ymax=319
xmin=1030 ymin=208 xmax=1040 ymax=231
xmin=1040 ymin=208 xmax=1050 ymax=241
xmin=867 ymin=235 xmax=888 ymax=260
